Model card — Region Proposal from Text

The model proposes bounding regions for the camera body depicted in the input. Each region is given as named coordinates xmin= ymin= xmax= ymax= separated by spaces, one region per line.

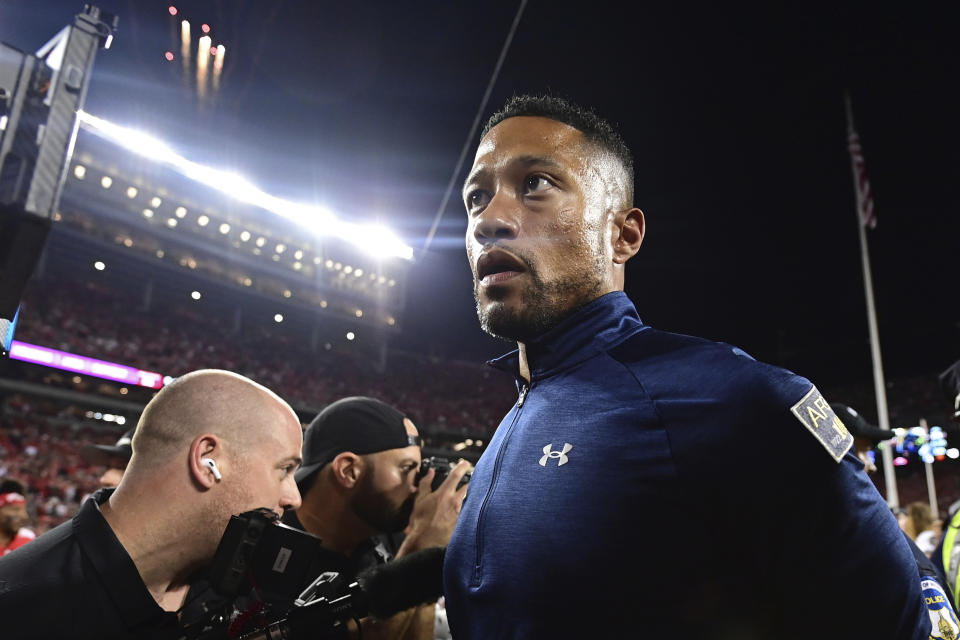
xmin=418 ymin=456 xmax=470 ymax=492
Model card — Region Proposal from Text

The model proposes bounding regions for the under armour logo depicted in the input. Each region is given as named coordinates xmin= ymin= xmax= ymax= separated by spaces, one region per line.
xmin=539 ymin=443 xmax=573 ymax=467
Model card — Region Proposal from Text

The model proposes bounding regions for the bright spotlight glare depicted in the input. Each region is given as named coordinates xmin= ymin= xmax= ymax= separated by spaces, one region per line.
xmin=191 ymin=290 xmax=201 ymax=300
xmin=175 ymin=206 xmax=187 ymax=218
xmin=274 ymin=314 xmax=283 ymax=323
xmin=166 ymin=218 xmax=177 ymax=228
xmin=219 ymin=223 xmax=230 ymax=234
xmin=74 ymin=165 xmax=86 ymax=179
xmin=346 ymin=332 xmax=355 ymax=341
xmin=143 ymin=208 xmax=154 ymax=218
xmin=197 ymin=215 xmax=209 ymax=227
xmin=76 ymin=111 xmax=414 ymax=260
xmin=151 ymin=196 xmax=162 ymax=207
xmin=126 ymin=186 xmax=138 ymax=198
xmin=100 ymin=175 xmax=112 ymax=188
xmin=240 ymin=230 xmax=251 ymax=242
xmin=94 ymin=261 xmax=105 ymax=271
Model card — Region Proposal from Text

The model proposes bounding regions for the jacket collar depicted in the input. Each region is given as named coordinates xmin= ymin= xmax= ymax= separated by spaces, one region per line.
xmin=487 ymin=291 xmax=646 ymax=382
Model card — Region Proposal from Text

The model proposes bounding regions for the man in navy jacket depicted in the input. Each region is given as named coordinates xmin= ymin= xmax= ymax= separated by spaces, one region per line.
xmin=443 ymin=94 xmax=938 ymax=639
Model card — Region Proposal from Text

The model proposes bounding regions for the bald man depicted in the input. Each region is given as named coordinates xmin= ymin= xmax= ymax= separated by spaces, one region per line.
xmin=0 ymin=370 xmax=303 ymax=640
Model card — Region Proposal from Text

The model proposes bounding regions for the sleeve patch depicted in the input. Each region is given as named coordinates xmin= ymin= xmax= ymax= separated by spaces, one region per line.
xmin=789 ymin=387 xmax=853 ymax=463
xmin=921 ymin=578 xmax=960 ymax=639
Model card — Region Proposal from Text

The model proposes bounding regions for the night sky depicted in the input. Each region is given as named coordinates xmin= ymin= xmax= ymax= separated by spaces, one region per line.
xmin=3 ymin=1 xmax=958 ymax=389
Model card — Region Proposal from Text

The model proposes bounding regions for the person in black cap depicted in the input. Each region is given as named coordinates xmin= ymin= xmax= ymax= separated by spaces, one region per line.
xmin=82 ymin=427 xmax=134 ymax=489
xmin=285 ymin=396 xmax=469 ymax=640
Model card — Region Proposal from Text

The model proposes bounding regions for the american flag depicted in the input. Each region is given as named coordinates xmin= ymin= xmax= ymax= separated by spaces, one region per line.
xmin=847 ymin=124 xmax=877 ymax=229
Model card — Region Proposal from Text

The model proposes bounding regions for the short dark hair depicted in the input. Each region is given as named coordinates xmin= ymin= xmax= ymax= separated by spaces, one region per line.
xmin=0 ymin=479 xmax=26 ymax=494
xmin=481 ymin=94 xmax=634 ymax=203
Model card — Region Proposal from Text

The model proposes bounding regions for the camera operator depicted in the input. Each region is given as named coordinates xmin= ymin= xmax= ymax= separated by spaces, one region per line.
xmin=284 ymin=396 xmax=469 ymax=640
xmin=0 ymin=369 xmax=304 ymax=640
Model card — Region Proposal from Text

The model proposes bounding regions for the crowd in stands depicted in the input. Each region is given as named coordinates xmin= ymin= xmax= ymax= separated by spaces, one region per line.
xmin=15 ymin=276 xmax=516 ymax=439
xmin=0 ymin=395 xmax=118 ymax=534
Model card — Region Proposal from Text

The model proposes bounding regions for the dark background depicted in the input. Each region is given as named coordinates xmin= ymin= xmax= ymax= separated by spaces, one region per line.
xmin=4 ymin=1 xmax=958 ymax=389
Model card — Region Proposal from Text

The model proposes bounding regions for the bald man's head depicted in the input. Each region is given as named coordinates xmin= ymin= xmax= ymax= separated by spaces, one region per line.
xmin=130 ymin=370 xmax=297 ymax=469
xmin=103 ymin=369 xmax=303 ymax=575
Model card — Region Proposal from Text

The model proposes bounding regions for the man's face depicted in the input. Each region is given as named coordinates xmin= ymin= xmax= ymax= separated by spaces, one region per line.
xmin=351 ymin=418 xmax=422 ymax=533
xmin=222 ymin=408 xmax=304 ymax=519
xmin=0 ymin=503 xmax=27 ymax=536
xmin=463 ymin=116 xmax=620 ymax=342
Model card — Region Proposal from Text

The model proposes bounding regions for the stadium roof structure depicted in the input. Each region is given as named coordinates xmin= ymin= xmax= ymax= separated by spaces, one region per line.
xmin=60 ymin=129 xmax=410 ymax=335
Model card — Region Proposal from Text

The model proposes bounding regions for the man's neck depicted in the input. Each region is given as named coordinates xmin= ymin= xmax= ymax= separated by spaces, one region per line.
xmin=297 ymin=485 xmax=372 ymax=556
xmin=101 ymin=484 xmax=201 ymax=612
xmin=517 ymin=342 xmax=530 ymax=383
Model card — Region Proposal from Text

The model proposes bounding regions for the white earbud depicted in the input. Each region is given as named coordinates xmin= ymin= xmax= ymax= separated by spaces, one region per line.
xmin=201 ymin=458 xmax=222 ymax=481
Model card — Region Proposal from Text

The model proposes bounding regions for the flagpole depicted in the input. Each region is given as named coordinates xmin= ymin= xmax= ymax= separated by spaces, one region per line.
xmin=844 ymin=91 xmax=899 ymax=507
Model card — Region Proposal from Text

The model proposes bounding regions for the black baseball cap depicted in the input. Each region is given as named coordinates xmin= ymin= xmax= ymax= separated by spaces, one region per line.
xmin=295 ymin=397 xmax=422 ymax=488
xmin=82 ymin=428 xmax=135 ymax=466
xmin=831 ymin=403 xmax=891 ymax=443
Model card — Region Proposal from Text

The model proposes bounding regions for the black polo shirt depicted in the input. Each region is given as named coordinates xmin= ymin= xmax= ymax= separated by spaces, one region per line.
xmin=0 ymin=489 xmax=182 ymax=640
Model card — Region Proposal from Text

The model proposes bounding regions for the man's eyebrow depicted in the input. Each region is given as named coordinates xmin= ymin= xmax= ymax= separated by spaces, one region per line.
xmin=463 ymin=155 xmax=563 ymax=195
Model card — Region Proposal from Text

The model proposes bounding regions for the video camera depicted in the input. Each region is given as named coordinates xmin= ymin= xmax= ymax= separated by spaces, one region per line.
xmin=418 ymin=455 xmax=471 ymax=492
xmin=186 ymin=508 xmax=445 ymax=640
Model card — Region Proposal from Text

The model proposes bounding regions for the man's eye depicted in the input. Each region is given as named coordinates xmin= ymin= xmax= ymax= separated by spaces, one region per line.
xmin=466 ymin=190 xmax=489 ymax=211
xmin=523 ymin=175 xmax=553 ymax=194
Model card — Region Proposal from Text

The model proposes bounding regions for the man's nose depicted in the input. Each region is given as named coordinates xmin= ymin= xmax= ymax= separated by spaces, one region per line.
xmin=473 ymin=192 xmax=520 ymax=243
xmin=281 ymin=481 xmax=302 ymax=512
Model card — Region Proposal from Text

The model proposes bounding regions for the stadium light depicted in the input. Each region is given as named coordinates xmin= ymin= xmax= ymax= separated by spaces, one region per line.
xmin=151 ymin=196 xmax=162 ymax=207
xmin=240 ymin=230 xmax=251 ymax=242
xmin=274 ymin=314 xmax=283 ymax=323
xmin=143 ymin=208 xmax=154 ymax=218
xmin=94 ymin=261 xmax=105 ymax=271
xmin=197 ymin=215 xmax=209 ymax=226
xmin=191 ymin=290 xmax=201 ymax=300
xmin=219 ymin=223 xmax=230 ymax=234
xmin=74 ymin=165 xmax=86 ymax=179
xmin=76 ymin=111 xmax=415 ymax=260
xmin=346 ymin=332 xmax=355 ymax=341
xmin=166 ymin=218 xmax=177 ymax=227
xmin=100 ymin=175 xmax=112 ymax=188
xmin=126 ymin=186 xmax=138 ymax=198
xmin=175 ymin=206 xmax=187 ymax=218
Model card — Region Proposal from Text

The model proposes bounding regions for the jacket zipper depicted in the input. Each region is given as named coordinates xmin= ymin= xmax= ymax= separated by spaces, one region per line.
xmin=472 ymin=382 xmax=528 ymax=586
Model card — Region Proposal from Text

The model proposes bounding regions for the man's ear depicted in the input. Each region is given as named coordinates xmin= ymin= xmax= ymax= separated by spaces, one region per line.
xmin=189 ymin=434 xmax=221 ymax=489
xmin=330 ymin=452 xmax=363 ymax=489
xmin=612 ymin=208 xmax=645 ymax=264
